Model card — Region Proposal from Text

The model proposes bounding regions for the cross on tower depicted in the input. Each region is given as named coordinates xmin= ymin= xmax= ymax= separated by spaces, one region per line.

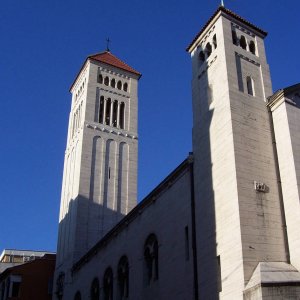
xmin=106 ymin=38 xmax=111 ymax=52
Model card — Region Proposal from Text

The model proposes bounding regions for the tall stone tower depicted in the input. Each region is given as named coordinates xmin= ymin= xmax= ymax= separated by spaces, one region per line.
xmin=187 ymin=6 xmax=300 ymax=299
xmin=54 ymin=51 xmax=140 ymax=295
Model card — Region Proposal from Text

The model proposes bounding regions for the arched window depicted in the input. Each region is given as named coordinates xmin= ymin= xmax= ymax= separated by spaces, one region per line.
xmin=104 ymin=76 xmax=109 ymax=86
xmin=74 ymin=291 xmax=81 ymax=300
xmin=246 ymin=76 xmax=254 ymax=96
xmin=112 ymin=100 xmax=118 ymax=127
xmin=99 ymin=96 xmax=104 ymax=124
xmin=98 ymin=74 xmax=103 ymax=84
xmin=118 ymin=256 xmax=129 ymax=299
xmin=205 ymin=43 xmax=212 ymax=58
xmin=123 ymin=82 xmax=128 ymax=92
xmin=119 ymin=102 xmax=125 ymax=129
xmin=90 ymin=278 xmax=100 ymax=300
xmin=103 ymin=267 xmax=113 ymax=300
xmin=111 ymin=78 xmax=116 ymax=88
xmin=144 ymin=234 xmax=159 ymax=285
xmin=55 ymin=272 xmax=65 ymax=300
xmin=249 ymin=41 xmax=256 ymax=55
xmin=240 ymin=35 xmax=247 ymax=50
xmin=199 ymin=51 xmax=205 ymax=63
xmin=117 ymin=80 xmax=122 ymax=90
xmin=232 ymin=30 xmax=238 ymax=45
xmin=213 ymin=34 xmax=217 ymax=49
xmin=106 ymin=98 xmax=112 ymax=125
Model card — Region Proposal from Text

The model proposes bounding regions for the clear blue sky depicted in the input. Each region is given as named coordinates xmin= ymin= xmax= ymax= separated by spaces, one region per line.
xmin=0 ymin=0 xmax=299 ymax=252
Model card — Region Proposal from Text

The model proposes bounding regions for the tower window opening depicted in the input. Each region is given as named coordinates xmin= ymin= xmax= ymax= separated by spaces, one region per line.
xmin=246 ymin=76 xmax=255 ymax=96
xmin=112 ymin=100 xmax=118 ymax=127
xmin=232 ymin=30 xmax=238 ymax=45
xmin=123 ymin=82 xmax=128 ymax=92
xmin=90 ymin=278 xmax=99 ymax=300
xmin=185 ymin=226 xmax=190 ymax=261
xmin=98 ymin=71 xmax=103 ymax=84
xmin=99 ymin=96 xmax=105 ymax=124
xmin=118 ymin=256 xmax=129 ymax=299
xmin=213 ymin=34 xmax=217 ymax=49
xmin=119 ymin=102 xmax=125 ymax=130
xmin=104 ymin=76 xmax=110 ymax=86
xmin=217 ymin=256 xmax=222 ymax=292
xmin=117 ymin=80 xmax=122 ymax=90
xmin=199 ymin=51 xmax=205 ymax=63
xmin=111 ymin=78 xmax=116 ymax=88
xmin=74 ymin=291 xmax=81 ymax=300
xmin=249 ymin=41 xmax=256 ymax=55
xmin=103 ymin=267 xmax=113 ymax=300
xmin=144 ymin=234 xmax=159 ymax=285
xmin=106 ymin=98 xmax=112 ymax=125
xmin=240 ymin=35 xmax=247 ymax=50
xmin=205 ymin=43 xmax=212 ymax=58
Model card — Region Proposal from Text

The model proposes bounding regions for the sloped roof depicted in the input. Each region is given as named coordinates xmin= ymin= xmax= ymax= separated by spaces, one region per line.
xmin=186 ymin=6 xmax=267 ymax=52
xmin=89 ymin=51 xmax=141 ymax=76
xmin=70 ymin=51 xmax=141 ymax=91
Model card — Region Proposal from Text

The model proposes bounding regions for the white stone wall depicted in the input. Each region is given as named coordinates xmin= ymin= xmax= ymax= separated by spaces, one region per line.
xmin=62 ymin=164 xmax=194 ymax=300
xmin=271 ymin=98 xmax=300 ymax=272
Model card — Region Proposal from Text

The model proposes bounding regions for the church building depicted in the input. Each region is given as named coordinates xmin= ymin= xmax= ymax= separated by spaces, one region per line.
xmin=54 ymin=6 xmax=300 ymax=300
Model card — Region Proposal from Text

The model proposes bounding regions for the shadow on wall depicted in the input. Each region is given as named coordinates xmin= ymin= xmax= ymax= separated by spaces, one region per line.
xmin=193 ymin=54 xmax=220 ymax=299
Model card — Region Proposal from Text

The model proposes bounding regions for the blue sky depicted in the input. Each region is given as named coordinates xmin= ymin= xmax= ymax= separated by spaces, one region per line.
xmin=0 ymin=0 xmax=299 ymax=252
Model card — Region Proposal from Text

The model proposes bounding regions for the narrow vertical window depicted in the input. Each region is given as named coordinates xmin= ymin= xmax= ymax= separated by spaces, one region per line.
xmin=117 ymin=80 xmax=122 ymax=90
xmin=106 ymin=98 xmax=111 ymax=125
xmin=213 ymin=34 xmax=217 ymax=49
xmin=144 ymin=234 xmax=159 ymax=285
xmin=104 ymin=76 xmax=109 ymax=86
xmin=240 ymin=35 xmax=247 ymax=50
xmin=199 ymin=51 xmax=205 ymax=64
xmin=119 ymin=102 xmax=125 ymax=129
xmin=249 ymin=41 xmax=256 ymax=55
xmin=118 ymin=256 xmax=129 ymax=299
xmin=205 ymin=43 xmax=212 ymax=58
xmin=185 ymin=226 xmax=190 ymax=261
xmin=232 ymin=30 xmax=238 ymax=45
xmin=99 ymin=96 xmax=104 ymax=124
xmin=103 ymin=268 xmax=113 ymax=300
xmin=90 ymin=278 xmax=100 ymax=300
xmin=98 ymin=70 xmax=103 ymax=84
xmin=111 ymin=78 xmax=116 ymax=88
xmin=112 ymin=100 xmax=118 ymax=127
xmin=246 ymin=76 xmax=254 ymax=96
xmin=74 ymin=291 xmax=81 ymax=300
xmin=123 ymin=82 xmax=128 ymax=92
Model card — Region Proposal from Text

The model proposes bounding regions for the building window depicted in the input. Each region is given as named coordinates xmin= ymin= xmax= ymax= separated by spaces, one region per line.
xmin=99 ymin=96 xmax=104 ymax=124
xmin=111 ymin=78 xmax=116 ymax=88
xmin=103 ymin=267 xmax=113 ymax=300
xmin=232 ymin=30 xmax=238 ymax=45
xmin=199 ymin=51 xmax=205 ymax=63
xmin=90 ymin=278 xmax=100 ymax=300
xmin=119 ymin=102 xmax=125 ymax=129
xmin=240 ymin=35 xmax=247 ymax=50
xmin=246 ymin=76 xmax=254 ymax=96
xmin=55 ymin=272 xmax=65 ymax=300
xmin=117 ymin=80 xmax=122 ymax=90
xmin=74 ymin=291 xmax=81 ymax=300
xmin=98 ymin=74 xmax=103 ymax=84
xmin=118 ymin=256 xmax=129 ymax=299
xmin=217 ymin=256 xmax=222 ymax=292
xmin=112 ymin=100 xmax=118 ymax=127
xmin=144 ymin=234 xmax=159 ymax=285
xmin=185 ymin=226 xmax=190 ymax=261
xmin=205 ymin=43 xmax=212 ymax=58
xmin=11 ymin=282 xmax=21 ymax=297
xmin=213 ymin=34 xmax=217 ymax=49
xmin=106 ymin=98 xmax=112 ymax=125
xmin=249 ymin=41 xmax=256 ymax=55
xmin=123 ymin=82 xmax=128 ymax=92
xmin=104 ymin=76 xmax=109 ymax=86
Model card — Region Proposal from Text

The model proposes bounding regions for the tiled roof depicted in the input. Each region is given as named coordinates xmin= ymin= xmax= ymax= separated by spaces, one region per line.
xmin=186 ymin=6 xmax=267 ymax=52
xmin=89 ymin=51 xmax=141 ymax=76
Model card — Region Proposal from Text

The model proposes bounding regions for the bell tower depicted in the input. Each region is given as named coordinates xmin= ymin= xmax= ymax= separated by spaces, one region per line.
xmin=187 ymin=6 xmax=296 ymax=299
xmin=54 ymin=51 xmax=140 ymax=295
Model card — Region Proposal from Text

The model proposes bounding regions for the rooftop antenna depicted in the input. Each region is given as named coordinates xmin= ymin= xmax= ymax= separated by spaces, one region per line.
xmin=221 ymin=0 xmax=224 ymax=7
xmin=106 ymin=37 xmax=111 ymax=52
